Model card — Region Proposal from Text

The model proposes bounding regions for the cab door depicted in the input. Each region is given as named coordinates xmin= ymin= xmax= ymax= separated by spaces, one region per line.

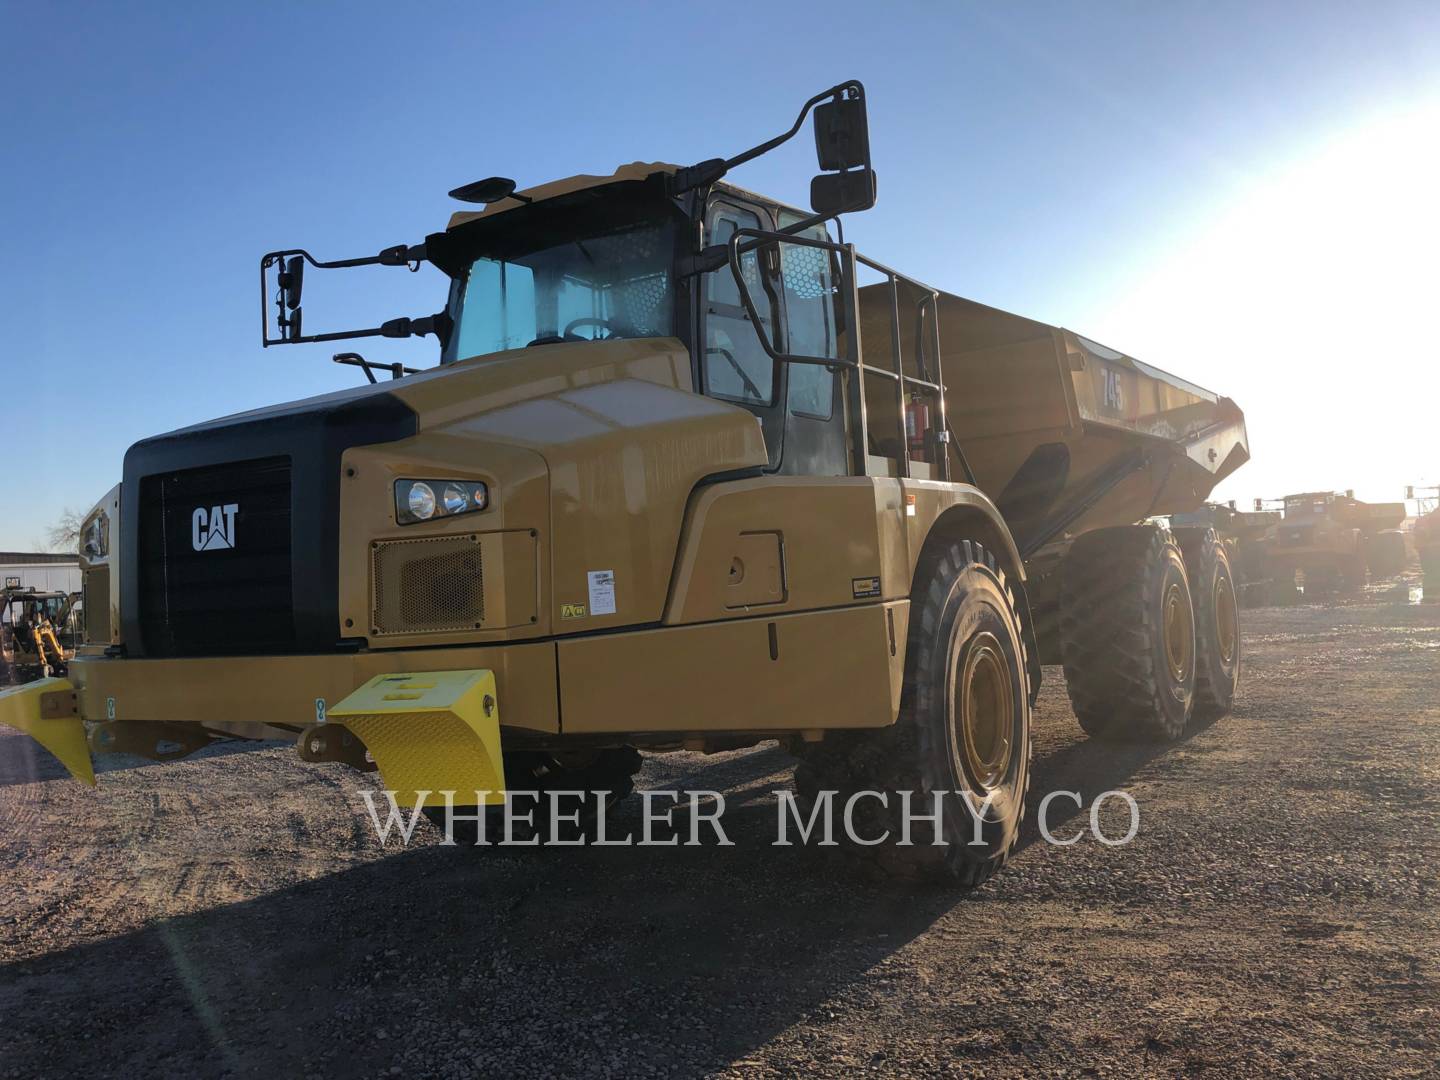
xmin=701 ymin=200 xmax=785 ymax=470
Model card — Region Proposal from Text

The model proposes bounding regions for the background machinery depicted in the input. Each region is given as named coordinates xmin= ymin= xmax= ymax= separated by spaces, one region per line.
xmin=1 ymin=588 xmax=77 ymax=684
xmin=1409 ymin=484 xmax=1440 ymax=600
xmin=1260 ymin=491 xmax=1406 ymax=600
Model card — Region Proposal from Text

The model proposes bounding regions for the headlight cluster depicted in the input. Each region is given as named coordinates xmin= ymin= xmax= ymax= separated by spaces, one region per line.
xmin=395 ymin=478 xmax=489 ymax=525
xmin=80 ymin=511 xmax=110 ymax=560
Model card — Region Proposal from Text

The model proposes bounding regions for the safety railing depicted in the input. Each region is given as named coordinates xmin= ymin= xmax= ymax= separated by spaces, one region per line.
xmin=726 ymin=227 xmax=963 ymax=483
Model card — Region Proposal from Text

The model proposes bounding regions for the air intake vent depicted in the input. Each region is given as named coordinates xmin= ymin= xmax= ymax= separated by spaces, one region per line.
xmin=372 ymin=534 xmax=484 ymax=635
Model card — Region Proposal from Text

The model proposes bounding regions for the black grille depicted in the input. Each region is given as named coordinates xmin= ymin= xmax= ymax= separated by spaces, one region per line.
xmin=137 ymin=456 xmax=294 ymax=656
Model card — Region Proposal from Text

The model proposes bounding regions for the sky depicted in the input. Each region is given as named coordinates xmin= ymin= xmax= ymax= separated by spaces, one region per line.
xmin=3 ymin=0 xmax=1439 ymax=548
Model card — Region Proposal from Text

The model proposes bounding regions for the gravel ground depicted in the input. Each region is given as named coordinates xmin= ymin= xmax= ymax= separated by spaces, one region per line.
xmin=2 ymin=592 xmax=1438 ymax=1078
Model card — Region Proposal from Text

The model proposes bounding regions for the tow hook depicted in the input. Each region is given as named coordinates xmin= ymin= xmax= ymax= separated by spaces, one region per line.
xmin=295 ymin=724 xmax=377 ymax=773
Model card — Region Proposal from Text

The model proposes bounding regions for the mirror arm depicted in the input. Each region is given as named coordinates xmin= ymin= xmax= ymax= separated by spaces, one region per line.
xmin=669 ymin=80 xmax=861 ymax=195
xmin=280 ymin=310 xmax=451 ymax=348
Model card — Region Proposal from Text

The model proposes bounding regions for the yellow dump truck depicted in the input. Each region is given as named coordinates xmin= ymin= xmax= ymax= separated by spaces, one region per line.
xmin=2 ymin=83 xmax=1248 ymax=884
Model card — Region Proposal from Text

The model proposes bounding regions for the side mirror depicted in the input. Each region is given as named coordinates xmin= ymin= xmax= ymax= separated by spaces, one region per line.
xmin=448 ymin=176 xmax=529 ymax=205
xmin=811 ymin=169 xmax=877 ymax=215
xmin=278 ymin=255 xmax=304 ymax=311
xmin=1406 ymin=485 xmax=1415 ymax=499
xmin=810 ymin=86 xmax=876 ymax=215
xmin=813 ymin=95 xmax=870 ymax=171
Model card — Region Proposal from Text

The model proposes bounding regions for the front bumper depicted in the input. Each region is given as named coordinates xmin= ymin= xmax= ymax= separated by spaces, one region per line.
xmin=67 ymin=642 xmax=558 ymax=734
xmin=1 ymin=640 xmax=550 ymax=808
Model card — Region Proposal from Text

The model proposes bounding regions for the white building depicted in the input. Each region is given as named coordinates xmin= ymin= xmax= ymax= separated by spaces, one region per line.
xmin=0 ymin=552 xmax=81 ymax=594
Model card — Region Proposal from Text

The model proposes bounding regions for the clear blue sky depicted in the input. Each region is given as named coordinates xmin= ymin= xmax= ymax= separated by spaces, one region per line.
xmin=5 ymin=0 xmax=1439 ymax=548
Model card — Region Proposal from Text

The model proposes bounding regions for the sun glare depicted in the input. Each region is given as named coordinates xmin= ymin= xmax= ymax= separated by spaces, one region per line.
xmin=1093 ymin=99 xmax=1440 ymax=510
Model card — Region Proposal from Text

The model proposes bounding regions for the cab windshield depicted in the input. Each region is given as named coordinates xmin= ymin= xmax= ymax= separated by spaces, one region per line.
xmin=437 ymin=189 xmax=678 ymax=363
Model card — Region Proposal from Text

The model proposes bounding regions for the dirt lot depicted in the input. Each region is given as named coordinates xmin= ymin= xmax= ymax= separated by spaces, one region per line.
xmin=2 ymin=594 xmax=1438 ymax=1078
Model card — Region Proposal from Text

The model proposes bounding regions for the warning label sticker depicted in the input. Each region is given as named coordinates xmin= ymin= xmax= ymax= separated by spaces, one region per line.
xmin=851 ymin=576 xmax=881 ymax=599
xmin=587 ymin=570 xmax=616 ymax=616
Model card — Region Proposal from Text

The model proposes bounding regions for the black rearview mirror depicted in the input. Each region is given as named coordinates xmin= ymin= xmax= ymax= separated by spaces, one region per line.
xmin=448 ymin=176 xmax=525 ymax=205
xmin=813 ymin=96 xmax=870 ymax=172
xmin=279 ymin=255 xmax=304 ymax=310
xmin=811 ymin=169 xmax=877 ymax=215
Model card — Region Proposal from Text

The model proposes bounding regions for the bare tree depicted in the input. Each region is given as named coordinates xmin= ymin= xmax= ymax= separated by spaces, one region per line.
xmin=46 ymin=508 xmax=85 ymax=553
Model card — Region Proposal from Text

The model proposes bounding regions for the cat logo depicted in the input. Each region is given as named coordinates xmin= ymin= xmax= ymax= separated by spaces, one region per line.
xmin=191 ymin=503 xmax=240 ymax=551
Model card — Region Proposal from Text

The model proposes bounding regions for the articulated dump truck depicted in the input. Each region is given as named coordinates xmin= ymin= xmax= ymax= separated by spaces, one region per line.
xmin=2 ymin=83 xmax=1248 ymax=884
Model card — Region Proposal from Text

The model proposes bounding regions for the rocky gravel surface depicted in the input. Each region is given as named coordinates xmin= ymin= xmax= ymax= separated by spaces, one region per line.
xmin=2 ymin=597 xmax=1438 ymax=1078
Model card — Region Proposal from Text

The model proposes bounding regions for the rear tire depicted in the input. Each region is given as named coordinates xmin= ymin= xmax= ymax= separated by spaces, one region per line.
xmin=1060 ymin=525 xmax=1195 ymax=741
xmin=1175 ymin=528 xmax=1240 ymax=719
xmin=793 ymin=539 xmax=1032 ymax=887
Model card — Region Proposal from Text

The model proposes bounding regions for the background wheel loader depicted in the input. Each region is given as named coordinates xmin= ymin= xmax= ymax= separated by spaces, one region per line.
xmin=0 ymin=82 xmax=1248 ymax=885
xmin=1261 ymin=491 xmax=1406 ymax=601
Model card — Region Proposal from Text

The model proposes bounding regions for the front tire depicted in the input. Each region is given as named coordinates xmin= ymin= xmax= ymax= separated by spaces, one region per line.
xmin=794 ymin=540 xmax=1032 ymax=887
xmin=1060 ymin=525 xmax=1196 ymax=741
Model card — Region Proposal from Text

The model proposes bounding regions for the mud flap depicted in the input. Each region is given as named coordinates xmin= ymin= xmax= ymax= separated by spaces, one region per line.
xmin=328 ymin=670 xmax=506 ymax=808
xmin=0 ymin=677 xmax=95 ymax=785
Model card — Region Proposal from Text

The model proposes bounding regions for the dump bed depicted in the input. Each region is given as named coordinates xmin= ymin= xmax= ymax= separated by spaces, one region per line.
xmin=859 ymin=286 xmax=1249 ymax=557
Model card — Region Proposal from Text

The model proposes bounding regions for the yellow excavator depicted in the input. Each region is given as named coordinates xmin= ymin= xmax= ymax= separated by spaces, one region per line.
xmin=1 ymin=588 xmax=74 ymax=683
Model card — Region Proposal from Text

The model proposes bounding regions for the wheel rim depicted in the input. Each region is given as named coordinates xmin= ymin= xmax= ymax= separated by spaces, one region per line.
xmin=1214 ymin=573 xmax=1238 ymax=665
xmin=1162 ymin=581 xmax=1194 ymax=683
xmin=958 ymin=632 xmax=1014 ymax=790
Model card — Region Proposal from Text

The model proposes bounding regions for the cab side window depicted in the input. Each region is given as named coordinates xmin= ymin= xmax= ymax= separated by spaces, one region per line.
xmin=703 ymin=205 xmax=776 ymax=405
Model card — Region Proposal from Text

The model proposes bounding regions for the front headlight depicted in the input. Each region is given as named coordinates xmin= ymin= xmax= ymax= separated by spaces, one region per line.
xmin=395 ymin=478 xmax=489 ymax=525
xmin=81 ymin=510 xmax=110 ymax=560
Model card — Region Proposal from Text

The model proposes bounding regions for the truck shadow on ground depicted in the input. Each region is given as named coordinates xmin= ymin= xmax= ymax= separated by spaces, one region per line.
xmin=0 ymin=731 xmax=279 ymax=789
xmin=1 ymin=717 xmax=1216 ymax=1077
